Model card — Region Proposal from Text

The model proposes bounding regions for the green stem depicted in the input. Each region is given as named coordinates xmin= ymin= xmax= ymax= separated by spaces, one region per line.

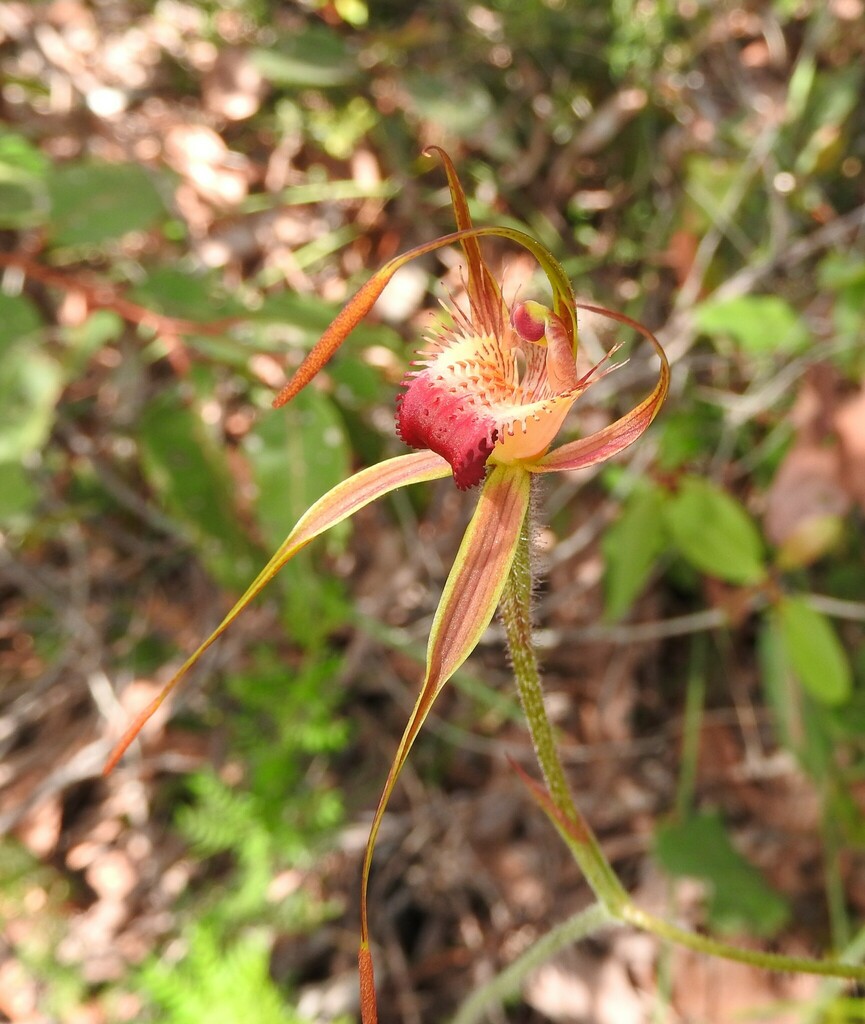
xmin=622 ymin=903 xmax=865 ymax=981
xmin=450 ymin=902 xmax=613 ymax=1024
xmin=499 ymin=510 xmax=629 ymax=913
xmin=498 ymin=487 xmax=865 ymax=986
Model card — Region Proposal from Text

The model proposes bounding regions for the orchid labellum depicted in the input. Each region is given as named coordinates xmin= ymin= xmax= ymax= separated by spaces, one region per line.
xmin=105 ymin=148 xmax=669 ymax=1022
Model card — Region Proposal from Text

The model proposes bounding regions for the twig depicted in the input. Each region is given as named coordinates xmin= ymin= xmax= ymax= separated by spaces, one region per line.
xmin=0 ymin=251 xmax=242 ymax=337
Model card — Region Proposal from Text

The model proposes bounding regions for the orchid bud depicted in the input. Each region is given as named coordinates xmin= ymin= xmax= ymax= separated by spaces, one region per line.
xmin=510 ymin=299 xmax=549 ymax=343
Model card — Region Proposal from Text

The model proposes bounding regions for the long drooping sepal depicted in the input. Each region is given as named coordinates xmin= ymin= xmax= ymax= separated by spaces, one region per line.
xmin=103 ymin=451 xmax=451 ymax=774
xmin=426 ymin=145 xmax=504 ymax=337
xmin=531 ymin=303 xmax=670 ymax=474
xmin=357 ymin=464 xmax=530 ymax=1023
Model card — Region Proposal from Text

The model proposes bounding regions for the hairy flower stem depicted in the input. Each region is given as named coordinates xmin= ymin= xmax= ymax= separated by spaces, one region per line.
xmin=498 ymin=480 xmax=865 ymax=986
xmin=499 ymin=496 xmax=628 ymax=912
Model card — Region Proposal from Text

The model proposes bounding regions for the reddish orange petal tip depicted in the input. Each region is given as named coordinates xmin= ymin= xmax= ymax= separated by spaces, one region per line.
xmin=359 ymin=945 xmax=379 ymax=1024
xmin=271 ymin=377 xmax=302 ymax=409
xmin=102 ymin=694 xmax=165 ymax=775
xmin=272 ymin=271 xmax=394 ymax=409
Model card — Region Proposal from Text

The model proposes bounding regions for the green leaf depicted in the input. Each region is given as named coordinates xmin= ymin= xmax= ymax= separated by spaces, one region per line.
xmin=655 ymin=405 xmax=723 ymax=471
xmin=794 ymin=66 xmax=862 ymax=177
xmin=0 ymin=461 xmax=38 ymax=528
xmin=246 ymin=291 xmax=403 ymax=354
xmin=244 ymin=389 xmax=351 ymax=647
xmin=695 ymin=295 xmax=809 ymax=355
xmin=0 ymin=179 xmax=46 ymax=230
xmin=131 ymin=266 xmax=246 ymax=323
xmin=0 ymin=131 xmax=49 ymax=177
xmin=60 ymin=310 xmax=124 ymax=376
xmin=251 ymin=26 xmax=356 ymax=88
xmin=306 ymin=96 xmax=377 ymax=159
xmin=664 ymin=476 xmax=767 ymax=585
xmin=681 ymin=155 xmax=740 ymax=235
xmin=0 ymin=342 xmax=62 ymax=462
xmin=247 ymin=389 xmax=350 ymax=551
xmin=141 ymin=924 xmax=302 ymax=1024
xmin=774 ymin=595 xmax=852 ymax=706
xmin=818 ymin=252 xmax=865 ymax=291
xmin=602 ymin=486 xmax=666 ymax=620
xmin=138 ymin=390 xmax=256 ymax=590
xmin=0 ymin=293 xmax=42 ymax=349
xmin=48 ymin=161 xmax=166 ymax=247
xmin=758 ymin=615 xmax=838 ymax=781
xmin=0 ymin=131 xmax=49 ymax=229
xmin=403 ymin=73 xmax=495 ymax=138
xmin=655 ymin=812 xmax=790 ymax=937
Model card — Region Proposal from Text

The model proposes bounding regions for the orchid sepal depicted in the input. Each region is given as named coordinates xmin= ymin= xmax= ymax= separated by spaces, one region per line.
xmin=273 ymin=223 xmax=579 ymax=411
xmin=358 ymin=464 xmax=530 ymax=1017
xmin=531 ymin=303 xmax=670 ymax=474
xmin=103 ymin=450 xmax=451 ymax=774
xmin=274 ymin=151 xmax=581 ymax=414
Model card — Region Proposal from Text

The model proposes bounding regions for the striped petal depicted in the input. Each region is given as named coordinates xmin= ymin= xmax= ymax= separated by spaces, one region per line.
xmin=104 ymin=450 xmax=451 ymax=774
xmin=426 ymin=145 xmax=505 ymax=337
xmin=359 ymin=464 xmax=530 ymax=953
xmin=531 ymin=304 xmax=670 ymax=474
xmin=273 ymin=151 xmax=581 ymax=412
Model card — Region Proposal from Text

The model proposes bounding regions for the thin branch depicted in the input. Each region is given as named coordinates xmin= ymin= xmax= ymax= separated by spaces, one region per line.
xmin=0 ymin=251 xmax=241 ymax=337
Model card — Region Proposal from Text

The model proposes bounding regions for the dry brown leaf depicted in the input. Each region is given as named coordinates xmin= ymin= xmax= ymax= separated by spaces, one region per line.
xmin=764 ymin=442 xmax=849 ymax=566
xmin=202 ymin=47 xmax=266 ymax=121
xmin=835 ymin=382 xmax=865 ymax=511
xmin=13 ymin=795 xmax=62 ymax=859
xmin=163 ymin=124 xmax=250 ymax=207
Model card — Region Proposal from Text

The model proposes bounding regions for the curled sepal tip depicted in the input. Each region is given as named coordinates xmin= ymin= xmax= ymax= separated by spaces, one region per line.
xmin=532 ymin=303 xmax=670 ymax=475
xmin=272 ymin=151 xmax=581 ymax=416
xmin=359 ymin=944 xmax=378 ymax=1024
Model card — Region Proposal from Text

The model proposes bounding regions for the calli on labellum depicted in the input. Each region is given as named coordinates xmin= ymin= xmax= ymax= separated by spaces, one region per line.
xmin=105 ymin=148 xmax=669 ymax=1022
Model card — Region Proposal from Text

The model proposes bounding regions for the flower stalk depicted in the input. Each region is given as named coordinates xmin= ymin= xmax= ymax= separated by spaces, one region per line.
xmin=500 ymin=496 xmax=629 ymax=911
xmin=496 ymin=491 xmax=865 ymax=1003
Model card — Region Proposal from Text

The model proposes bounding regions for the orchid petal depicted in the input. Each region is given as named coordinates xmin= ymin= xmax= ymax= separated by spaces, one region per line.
xmin=273 ymin=154 xmax=582 ymax=410
xmin=425 ymin=148 xmax=578 ymax=351
xmin=426 ymin=145 xmax=504 ymax=337
xmin=544 ymin=311 xmax=580 ymax=392
xmin=531 ymin=303 xmax=670 ymax=474
xmin=104 ymin=450 xmax=451 ymax=774
xmin=359 ymin=465 xmax=530 ymax=950
xmin=274 ymin=224 xmax=579 ymax=411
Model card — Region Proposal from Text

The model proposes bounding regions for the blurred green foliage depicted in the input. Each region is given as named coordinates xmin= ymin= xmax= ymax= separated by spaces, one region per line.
xmin=655 ymin=811 xmax=791 ymax=937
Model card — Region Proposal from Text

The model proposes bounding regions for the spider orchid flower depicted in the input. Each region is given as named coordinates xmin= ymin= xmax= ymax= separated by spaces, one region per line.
xmin=105 ymin=148 xmax=669 ymax=1022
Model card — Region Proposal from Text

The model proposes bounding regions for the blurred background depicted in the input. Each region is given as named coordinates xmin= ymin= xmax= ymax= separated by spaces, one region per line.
xmin=1 ymin=1 xmax=864 ymax=1021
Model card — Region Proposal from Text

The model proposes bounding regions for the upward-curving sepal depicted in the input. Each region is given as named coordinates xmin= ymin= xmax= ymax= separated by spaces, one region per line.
xmin=273 ymin=151 xmax=582 ymax=414
xmin=426 ymin=145 xmax=505 ymax=338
